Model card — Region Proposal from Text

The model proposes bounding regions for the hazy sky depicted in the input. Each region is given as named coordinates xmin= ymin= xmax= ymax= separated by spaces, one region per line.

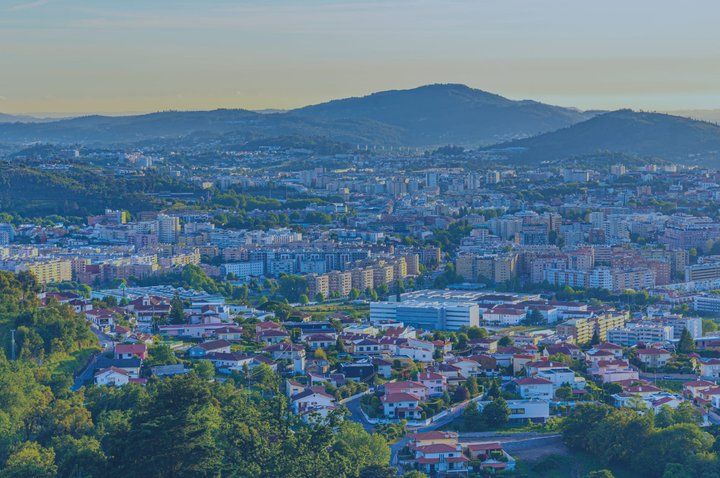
xmin=1 ymin=0 xmax=719 ymax=115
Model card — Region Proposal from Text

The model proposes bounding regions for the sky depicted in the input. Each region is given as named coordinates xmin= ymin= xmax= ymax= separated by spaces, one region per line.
xmin=1 ymin=0 xmax=719 ymax=115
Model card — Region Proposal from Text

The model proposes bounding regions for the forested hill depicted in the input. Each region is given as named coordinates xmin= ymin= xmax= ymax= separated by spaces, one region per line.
xmin=485 ymin=109 xmax=720 ymax=165
xmin=0 ymin=163 xmax=199 ymax=219
xmin=291 ymin=83 xmax=593 ymax=145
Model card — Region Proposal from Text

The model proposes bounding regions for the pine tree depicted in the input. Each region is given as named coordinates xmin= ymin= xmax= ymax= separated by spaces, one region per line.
xmin=678 ymin=328 xmax=695 ymax=353
xmin=169 ymin=294 xmax=186 ymax=324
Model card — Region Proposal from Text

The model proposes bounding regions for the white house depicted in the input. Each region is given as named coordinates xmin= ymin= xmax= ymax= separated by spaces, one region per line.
xmin=94 ymin=367 xmax=130 ymax=387
xmin=515 ymin=377 xmax=554 ymax=400
xmin=381 ymin=392 xmax=422 ymax=420
xmin=505 ymin=399 xmax=550 ymax=422
xmin=291 ymin=387 xmax=337 ymax=419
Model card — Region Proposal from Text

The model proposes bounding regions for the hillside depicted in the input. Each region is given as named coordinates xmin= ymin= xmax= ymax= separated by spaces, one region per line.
xmin=0 ymin=84 xmax=592 ymax=147
xmin=485 ymin=110 xmax=720 ymax=164
xmin=292 ymin=83 xmax=593 ymax=145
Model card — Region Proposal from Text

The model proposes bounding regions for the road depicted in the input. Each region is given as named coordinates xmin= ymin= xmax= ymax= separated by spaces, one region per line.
xmin=71 ymin=327 xmax=116 ymax=391
xmin=344 ymin=393 xmax=375 ymax=432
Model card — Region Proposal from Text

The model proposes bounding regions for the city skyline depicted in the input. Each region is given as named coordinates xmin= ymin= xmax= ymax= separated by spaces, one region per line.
xmin=2 ymin=0 xmax=720 ymax=115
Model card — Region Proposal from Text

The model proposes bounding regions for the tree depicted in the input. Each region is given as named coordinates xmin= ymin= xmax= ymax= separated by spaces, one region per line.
xmin=465 ymin=377 xmax=480 ymax=397
xmin=678 ymin=328 xmax=695 ymax=354
xmin=466 ymin=326 xmax=488 ymax=340
xmin=403 ymin=472 xmax=428 ymax=478
xmin=359 ymin=464 xmax=397 ymax=478
xmin=299 ymin=294 xmax=309 ymax=305
xmin=314 ymin=348 xmax=327 ymax=360
xmin=590 ymin=328 xmax=600 ymax=345
xmin=194 ymin=360 xmax=215 ymax=380
xmin=524 ymin=309 xmax=546 ymax=325
xmin=452 ymin=385 xmax=469 ymax=403
xmin=1 ymin=442 xmax=57 ymax=478
xmin=497 ymin=336 xmax=513 ymax=347
xmin=555 ymin=385 xmax=573 ymax=401
xmin=348 ymin=288 xmax=360 ymax=300
xmin=482 ymin=397 xmax=510 ymax=428
xmin=51 ymin=435 xmax=107 ymax=478
xmin=169 ymin=294 xmax=186 ymax=325
xmin=463 ymin=401 xmax=484 ymax=431
xmin=315 ymin=292 xmax=325 ymax=303
xmin=334 ymin=422 xmax=391 ymax=477
xmin=278 ymin=274 xmax=308 ymax=302
xmin=110 ymin=375 xmax=222 ymax=477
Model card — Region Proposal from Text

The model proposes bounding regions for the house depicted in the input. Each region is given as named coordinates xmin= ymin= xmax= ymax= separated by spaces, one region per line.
xmin=466 ymin=441 xmax=503 ymax=461
xmin=384 ymin=381 xmax=429 ymax=401
xmin=188 ymin=339 xmax=232 ymax=357
xmin=86 ymin=308 xmax=116 ymax=329
xmin=263 ymin=342 xmax=306 ymax=373
xmin=128 ymin=296 xmax=171 ymax=322
xmin=537 ymin=368 xmax=585 ymax=390
xmin=636 ymin=348 xmax=672 ymax=368
xmin=286 ymin=379 xmax=305 ymax=398
xmin=291 ymin=387 xmax=338 ymax=419
xmin=590 ymin=359 xmax=639 ymax=383
xmin=205 ymin=352 xmax=254 ymax=370
xmin=151 ymin=364 xmax=189 ymax=377
xmin=216 ymin=326 xmax=245 ymax=342
xmin=544 ymin=342 xmax=583 ymax=361
xmin=699 ymin=358 xmax=720 ymax=379
xmin=303 ymin=333 xmax=336 ymax=350
xmin=447 ymin=358 xmax=481 ymax=378
xmin=255 ymin=321 xmax=284 ymax=334
xmin=158 ymin=323 xmax=234 ymax=338
xmin=683 ymin=380 xmax=716 ymax=400
xmin=505 ymin=399 xmax=550 ymax=423
xmin=257 ymin=329 xmax=290 ymax=345
xmin=381 ymin=392 xmax=422 ymax=420
xmin=483 ymin=307 xmax=527 ymax=326
xmin=95 ymin=356 xmax=141 ymax=378
xmin=114 ymin=343 xmax=148 ymax=360
xmin=351 ymin=338 xmax=382 ymax=355
xmin=397 ymin=345 xmax=433 ymax=363
xmin=340 ymin=362 xmax=375 ymax=382
xmin=414 ymin=443 xmax=469 ymax=475
xmin=591 ymin=343 xmax=624 ymax=359
xmin=418 ymin=372 xmax=448 ymax=397
xmin=94 ymin=367 xmax=129 ymax=387
xmin=515 ymin=377 xmax=554 ymax=400
xmin=372 ymin=357 xmax=393 ymax=379
xmin=524 ymin=360 xmax=567 ymax=376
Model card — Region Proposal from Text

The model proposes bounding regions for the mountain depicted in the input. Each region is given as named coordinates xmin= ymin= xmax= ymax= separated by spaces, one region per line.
xmin=292 ymin=83 xmax=593 ymax=145
xmin=0 ymin=84 xmax=592 ymax=147
xmin=0 ymin=113 xmax=47 ymax=123
xmin=485 ymin=110 xmax=720 ymax=165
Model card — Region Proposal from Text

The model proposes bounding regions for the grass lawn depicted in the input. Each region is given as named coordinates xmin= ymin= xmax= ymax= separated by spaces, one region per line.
xmin=655 ymin=380 xmax=684 ymax=393
xmin=516 ymin=450 xmax=635 ymax=478
xmin=48 ymin=347 xmax=99 ymax=376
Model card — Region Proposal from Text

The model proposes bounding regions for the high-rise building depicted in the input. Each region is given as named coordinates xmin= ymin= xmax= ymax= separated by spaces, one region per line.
xmin=157 ymin=214 xmax=180 ymax=244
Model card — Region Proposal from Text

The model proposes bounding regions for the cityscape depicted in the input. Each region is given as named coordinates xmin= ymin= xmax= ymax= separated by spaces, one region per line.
xmin=2 ymin=1 xmax=720 ymax=478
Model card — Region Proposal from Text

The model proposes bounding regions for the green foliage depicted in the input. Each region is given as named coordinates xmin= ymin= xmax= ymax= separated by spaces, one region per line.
xmin=563 ymin=403 xmax=715 ymax=478
xmin=1 ymin=442 xmax=57 ymax=478
xmin=482 ymin=397 xmax=510 ymax=428
xmin=678 ymin=328 xmax=696 ymax=354
xmin=278 ymin=274 xmax=309 ymax=302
